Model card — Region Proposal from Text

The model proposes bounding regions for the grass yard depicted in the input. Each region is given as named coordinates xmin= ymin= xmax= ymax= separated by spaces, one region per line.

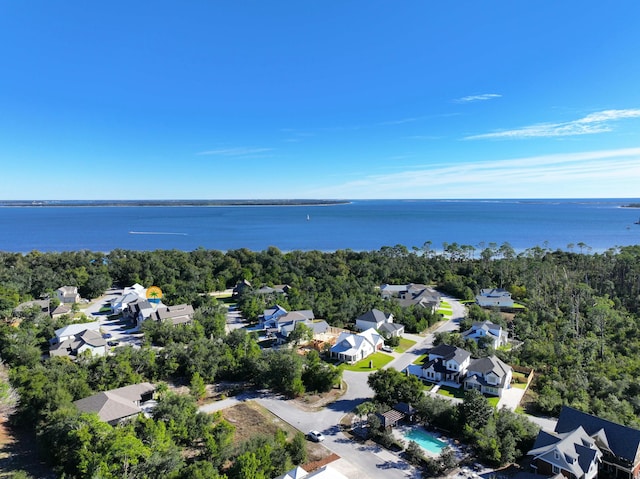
xmin=340 ymin=352 xmax=395 ymax=372
xmin=487 ymin=397 xmax=500 ymax=408
xmin=437 ymin=301 xmax=453 ymax=317
xmin=413 ymin=353 xmax=428 ymax=365
xmin=511 ymin=371 xmax=529 ymax=389
xmin=394 ymin=337 xmax=416 ymax=353
xmin=436 ymin=385 xmax=466 ymax=399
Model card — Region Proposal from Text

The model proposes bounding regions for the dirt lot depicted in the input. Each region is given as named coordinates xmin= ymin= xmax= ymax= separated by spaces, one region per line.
xmin=220 ymin=401 xmax=334 ymax=465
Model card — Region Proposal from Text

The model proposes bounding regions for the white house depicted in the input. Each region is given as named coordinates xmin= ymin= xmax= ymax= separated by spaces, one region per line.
xmin=462 ymin=321 xmax=508 ymax=348
xmin=464 ymin=356 xmax=512 ymax=397
xmin=52 ymin=321 xmax=101 ymax=343
xmin=49 ymin=326 xmax=107 ymax=359
xmin=56 ymin=286 xmax=80 ymax=304
xmin=330 ymin=328 xmax=384 ymax=364
xmin=475 ymin=288 xmax=514 ymax=308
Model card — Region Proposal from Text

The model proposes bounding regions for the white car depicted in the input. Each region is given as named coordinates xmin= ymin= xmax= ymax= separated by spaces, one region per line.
xmin=381 ymin=345 xmax=393 ymax=353
xmin=307 ymin=430 xmax=325 ymax=442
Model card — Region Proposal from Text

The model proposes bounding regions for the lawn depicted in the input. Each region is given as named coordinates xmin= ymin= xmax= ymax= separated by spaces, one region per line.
xmin=340 ymin=352 xmax=395 ymax=372
xmin=436 ymin=385 xmax=466 ymax=399
xmin=511 ymin=371 xmax=529 ymax=389
xmin=437 ymin=301 xmax=453 ymax=317
xmin=394 ymin=337 xmax=416 ymax=353
xmin=413 ymin=353 xmax=428 ymax=365
xmin=487 ymin=397 xmax=500 ymax=408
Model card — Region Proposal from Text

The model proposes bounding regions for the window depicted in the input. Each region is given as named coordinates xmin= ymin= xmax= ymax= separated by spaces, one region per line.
xmin=552 ymin=465 xmax=559 ymax=474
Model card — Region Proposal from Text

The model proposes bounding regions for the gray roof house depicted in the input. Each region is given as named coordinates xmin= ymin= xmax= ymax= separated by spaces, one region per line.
xmin=355 ymin=309 xmax=403 ymax=336
xmin=53 ymin=321 xmax=101 ymax=343
xmin=74 ymin=382 xmax=156 ymax=425
xmin=380 ymin=283 xmax=441 ymax=311
xmin=528 ymin=426 xmax=601 ymax=479
xmin=463 ymin=355 xmax=512 ymax=397
xmin=152 ymin=304 xmax=195 ymax=326
xmin=545 ymin=406 xmax=640 ymax=479
xmin=476 ymin=288 xmax=514 ymax=308
xmin=13 ymin=299 xmax=50 ymax=316
xmin=49 ymin=329 xmax=107 ymax=359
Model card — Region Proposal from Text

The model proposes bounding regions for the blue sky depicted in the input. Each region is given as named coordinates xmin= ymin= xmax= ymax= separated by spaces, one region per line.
xmin=1 ymin=1 xmax=639 ymax=200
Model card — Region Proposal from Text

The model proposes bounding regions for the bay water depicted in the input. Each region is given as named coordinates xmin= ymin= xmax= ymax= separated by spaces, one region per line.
xmin=0 ymin=199 xmax=639 ymax=253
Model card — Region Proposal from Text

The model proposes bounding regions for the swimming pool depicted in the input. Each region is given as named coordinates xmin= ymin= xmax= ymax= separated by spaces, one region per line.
xmin=403 ymin=427 xmax=447 ymax=455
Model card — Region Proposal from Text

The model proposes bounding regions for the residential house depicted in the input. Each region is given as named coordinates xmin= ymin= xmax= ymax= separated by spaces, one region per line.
xmin=74 ymin=382 xmax=156 ymax=425
xmin=534 ymin=406 xmax=640 ymax=479
xmin=109 ymin=283 xmax=148 ymax=314
xmin=528 ymin=426 xmax=602 ymax=479
xmin=355 ymin=309 xmax=404 ymax=337
xmin=56 ymin=286 xmax=80 ymax=304
xmin=124 ymin=298 xmax=155 ymax=328
xmin=462 ymin=320 xmax=508 ymax=348
xmin=152 ymin=304 xmax=194 ymax=326
xmin=52 ymin=321 xmax=101 ymax=343
xmin=50 ymin=304 xmax=72 ymax=319
xmin=463 ymin=356 xmax=512 ymax=397
xmin=13 ymin=299 xmax=50 ymax=316
xmin=49 ymin=328 xmax=107 ymax=359
xmin=330 ymin=328 xmax=384 ymax=364
xmin=416 ymin=344 xmax=471 ymax=386
xmin=232 ymin=279 xmax=252 ymax=298
xmin=380 ymin=283 xmax=441 ymax=312
xmin=260 ymin=305 xmax=314 ymax=330
xmin=255 ymin=284 xmax=291 ymax=295
xmin=476 ymin=288 xmax=514 ymax=308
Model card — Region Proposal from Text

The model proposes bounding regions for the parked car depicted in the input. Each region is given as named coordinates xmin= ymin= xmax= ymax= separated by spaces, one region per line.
xmin=103 ymin=333 xmax=112 ymax=339
xmin=107 ymin=340 xmax=119 ymax=347
xmin=381 ymin=345 xmax=393 ymax=353
xmin=307 ymin=430 xmax=325 ymax=442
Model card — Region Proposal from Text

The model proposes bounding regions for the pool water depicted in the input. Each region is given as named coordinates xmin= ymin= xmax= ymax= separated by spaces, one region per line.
xmin=404 ymin=427 xmax=447 ymax=455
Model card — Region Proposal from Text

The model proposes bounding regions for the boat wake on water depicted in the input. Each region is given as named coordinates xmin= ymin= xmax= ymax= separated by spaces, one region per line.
xmin=129 ymin=231 xmax=188 ymax=236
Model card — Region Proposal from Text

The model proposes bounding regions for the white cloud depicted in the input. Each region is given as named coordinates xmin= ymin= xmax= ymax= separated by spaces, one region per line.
xmin=454 ymin=93 xmax=502 ymax=103
xmin=466 ymin=109 xmax=640 ymax=140
xmin=196 ymin=147 xmax=273 ymax=156
xmin=309 ymin=147 xmax=640 ymax=199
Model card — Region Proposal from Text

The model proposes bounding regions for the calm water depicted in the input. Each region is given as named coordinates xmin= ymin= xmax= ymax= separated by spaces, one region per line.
xmin=404 ymin=427 xmax=447 ymax=455
xmin=0 ymin=199 xmax=639 ymax=253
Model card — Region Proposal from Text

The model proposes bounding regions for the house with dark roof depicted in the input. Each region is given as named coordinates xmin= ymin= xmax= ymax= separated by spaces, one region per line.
xmin=462 ymin=320 xmax=508 ymax=348
xmin=463 ymin=355 xmax=512 ymax=397
xmin=255 ymin=284 xmax=290 ymax=296
xmin=380 ymin=283 xmax=441 ymax=312
xmin=355 ymin=309 xmax=404 ymax=337
xmin=13 ymin=299 xmax=50 ymax=316
xmin=535 ymin=406 xmax=640 ymax=479
xmin=416 ymin=344 xmax=472 ymax=386
xmin=74 ymin=383 xmax=156 ymax=425
xmin=528 ymin=426 xmax=602 ymax=479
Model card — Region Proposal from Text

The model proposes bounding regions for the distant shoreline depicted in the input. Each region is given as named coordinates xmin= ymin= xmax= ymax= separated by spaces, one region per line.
xmin=0 ymin=199 xmax=350 ymax=207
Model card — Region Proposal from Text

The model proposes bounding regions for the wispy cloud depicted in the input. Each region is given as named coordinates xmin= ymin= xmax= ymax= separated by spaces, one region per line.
xmin=466 ymin=109 xmax=640 ymax=140
xmin=196 ymin=147 xmax=273 ymax=157
xmin=454 ymin=93 xmax=502 ymax=103
xmin=309 ymin=147 xmax=640 ymax=199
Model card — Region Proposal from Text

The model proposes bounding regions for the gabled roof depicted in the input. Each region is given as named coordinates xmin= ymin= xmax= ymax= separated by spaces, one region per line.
xmin=57 ymin=286 xmax=78 ymax=296
xmin=379 ymin=322 xmax=404 ymax=335
xmin=356 ymin=308 xmax=391 ymax=325
xmin=478 ymin=288 xmax=511 ymax=297
xmin=555 ymin=406 xmax=640 ymax=463
xmin=528 ymin=426 xmax=601 ymax=479
xmin=428 ymin=344 xmax=471 ymax=364
xmin=466 ymin=356 xmax=511 ymax=387
xmin=274 ymin=466 xmax=308 ymax=479
xmin=74 ymin=383 xmax=155 ymax=424
xmin=49 ymin=329 xmax=106 ymax=358
xmin=54 ymin=321 xmax=101 ymax=339
xmin=154 ymin=304 xmax=194 ymax=325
